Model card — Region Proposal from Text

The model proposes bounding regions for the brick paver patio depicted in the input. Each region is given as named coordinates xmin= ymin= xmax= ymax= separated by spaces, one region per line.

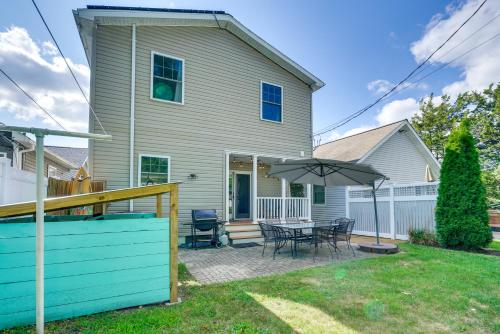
xmin=179 ymin=240 xmax=382 ymax=284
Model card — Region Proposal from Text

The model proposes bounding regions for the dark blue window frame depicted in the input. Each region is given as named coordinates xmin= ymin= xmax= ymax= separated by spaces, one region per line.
xmin=261 ymin=82 xmax=282 ymax=123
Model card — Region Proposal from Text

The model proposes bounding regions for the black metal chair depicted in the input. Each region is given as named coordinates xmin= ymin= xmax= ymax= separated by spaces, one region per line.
xmin=270 ymin=224 xmax=292 ymax=259
xmin=191 ymin=209 xmax=224 ymax=249
xmin=334 ymin=218 xmax=356 ymax=256
xmin=259 ymin=222 xmax=276 ymax=256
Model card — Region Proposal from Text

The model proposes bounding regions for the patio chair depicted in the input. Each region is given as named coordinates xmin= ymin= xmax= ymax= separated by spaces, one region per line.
xmin=334 ymin=218 xmax=356 ymax=256
xmin=259 ymin=222 xmax=277 ymax=256
xmin=270 ymin=224 xmax=293 ymax=259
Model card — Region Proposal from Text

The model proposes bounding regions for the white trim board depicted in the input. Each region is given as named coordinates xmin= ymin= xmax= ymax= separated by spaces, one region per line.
xmin=73 ymin=8 xmax=324 ymax=91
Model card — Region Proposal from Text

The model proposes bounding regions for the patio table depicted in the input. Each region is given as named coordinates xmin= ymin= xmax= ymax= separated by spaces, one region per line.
xmin=279 ymin=222 xmax=336 ymax=258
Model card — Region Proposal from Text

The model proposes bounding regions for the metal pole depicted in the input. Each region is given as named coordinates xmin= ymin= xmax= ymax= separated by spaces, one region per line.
xmin=35 ymin=132 xmax=45 ymax=334
xmin=372 ymin=182 xmax=380 ymax=245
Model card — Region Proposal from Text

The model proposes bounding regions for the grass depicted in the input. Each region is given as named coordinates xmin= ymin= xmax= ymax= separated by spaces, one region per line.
xmin=4 ymin=244 xmax=499 ymax=334
xmin=487 ymin=240 xmax=500 ymax=250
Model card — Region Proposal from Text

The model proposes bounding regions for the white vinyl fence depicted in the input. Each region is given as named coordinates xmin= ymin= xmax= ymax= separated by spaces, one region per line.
xmin=346 ymin=182 xmax=438 ymax=240
xmin=0 ymin=157 xmax=47 ymax=205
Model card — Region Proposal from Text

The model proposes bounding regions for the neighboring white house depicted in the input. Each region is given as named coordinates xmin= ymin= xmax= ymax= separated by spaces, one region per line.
xmin=0 ymin=132 xmax=81 ymax=205
xmin=312 ymin=119 xmax=441 ymax=239
xmin=73 ymin=6 xmax=324 ymax=243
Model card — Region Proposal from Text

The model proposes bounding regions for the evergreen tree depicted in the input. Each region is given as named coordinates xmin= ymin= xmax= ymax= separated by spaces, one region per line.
xmin=435 ymin=120 xmax=492 ymax=249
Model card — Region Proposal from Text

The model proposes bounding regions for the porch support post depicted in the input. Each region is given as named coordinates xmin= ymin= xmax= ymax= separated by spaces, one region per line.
xmin=280 ymin=177 xmax=286 ymax=221
xmin=224 ymin=152 xmax=230 ymax=221
xmin=306 ymin=184 xmax=312 ymax=221
xmin=252 ymin=155 xmax=258 ymax=222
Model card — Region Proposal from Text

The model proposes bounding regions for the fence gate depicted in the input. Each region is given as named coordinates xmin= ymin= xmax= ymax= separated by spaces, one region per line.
xmin=346 ymin=182 xmax=438 ymax=240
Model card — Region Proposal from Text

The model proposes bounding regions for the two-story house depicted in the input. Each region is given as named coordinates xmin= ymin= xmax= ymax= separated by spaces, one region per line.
xmin=73 ymin=6 xmax=324 ymax=243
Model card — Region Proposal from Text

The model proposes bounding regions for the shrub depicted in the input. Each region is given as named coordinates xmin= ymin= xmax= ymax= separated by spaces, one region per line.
xmin=435 ymin=120 xmax=492 ymax=249
xmin=408 ymin=228 xmax=438 ymax=246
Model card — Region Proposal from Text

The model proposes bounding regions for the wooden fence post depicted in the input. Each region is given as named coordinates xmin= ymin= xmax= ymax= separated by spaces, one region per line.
xmin=156 ymin=194 xmax=162 ymax=218
xmin=169 ymin=184 xmax=179 ymax=302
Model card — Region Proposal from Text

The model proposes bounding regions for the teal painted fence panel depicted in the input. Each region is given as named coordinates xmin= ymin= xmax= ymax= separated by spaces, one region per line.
xmin=0 ymin=217 xmax=170 ymax=330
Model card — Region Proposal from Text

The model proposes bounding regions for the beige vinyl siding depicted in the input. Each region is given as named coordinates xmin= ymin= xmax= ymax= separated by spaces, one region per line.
xmin=90 ymin=25 xmax=132 ymax=212
xmin=363 ymin=130 xmax=436 ymax=183
xmin=311 ymin=186 xmax=346 ymax=222
xmin=91 ymin=25 xmax=312 ymax=236
xmin=22 ymin=152 xmax=70 ymax=179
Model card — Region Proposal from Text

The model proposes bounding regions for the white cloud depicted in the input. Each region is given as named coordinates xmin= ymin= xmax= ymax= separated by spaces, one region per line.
xmin=326 ymin=98 xmax=420 ymax=143
xmin=376 ymin=98 xmax=420 ymax=124
xmin=0 ymin=26 xmax=90 ymax=131
xmin=367 ymin=79 xmax=428 ymax=95
xmin=410 ymin=0 xmax=500 ymax=97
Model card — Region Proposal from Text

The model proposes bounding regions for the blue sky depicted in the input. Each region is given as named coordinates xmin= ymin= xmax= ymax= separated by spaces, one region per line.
xmin=0 ymin=0 xmax=498 ymax=147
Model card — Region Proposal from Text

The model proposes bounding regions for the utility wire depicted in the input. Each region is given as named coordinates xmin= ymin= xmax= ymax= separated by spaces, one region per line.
xmin=410 ymin=11 xmax=500 ymax=79
xmin=389 ymin=32 xmax=500 ymax=96
xmin=324 ymin=28 xmax=500 ymax=134
xmin=313 ymin=0 xmax=489 ymax=137
xmin=0 ymin=67 xmax=67 ymax=130
xmin=31 ymin=0 xmax=107 ymax=135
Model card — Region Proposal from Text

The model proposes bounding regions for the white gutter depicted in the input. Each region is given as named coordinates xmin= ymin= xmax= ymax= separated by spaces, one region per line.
xmin=129 ymin=24 xmax=136 ymax=211
xmin=17 ymin=144 xmax=35 ymax=170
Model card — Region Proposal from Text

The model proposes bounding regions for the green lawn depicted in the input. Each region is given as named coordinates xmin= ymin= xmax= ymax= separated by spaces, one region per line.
xmin=487 ymin=240 xmax=500 ymax=250
xmin=5 ymin=244 xmax=499 ymax=334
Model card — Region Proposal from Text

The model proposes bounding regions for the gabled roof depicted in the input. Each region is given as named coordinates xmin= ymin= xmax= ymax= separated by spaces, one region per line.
xmin=313 ymin=119 xmax=440 ymax=172
xmin=73 ymin=6 xmax=324 ymax=91
xmin=314 ymin=121 xmax=405 ymax=162
xmin=45 ymin=146 xmax=88 ymax=168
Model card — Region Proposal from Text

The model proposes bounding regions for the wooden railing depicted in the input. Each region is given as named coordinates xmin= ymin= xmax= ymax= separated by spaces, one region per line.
xmin=0 ymin=183 xmax=179 ymax=302
xmin=256 ymin=196 xmax=310 ymax=221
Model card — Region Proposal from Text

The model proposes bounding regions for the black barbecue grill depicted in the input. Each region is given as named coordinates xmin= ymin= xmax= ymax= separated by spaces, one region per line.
xmin=190 ymin=209 xmax=226 ymax=249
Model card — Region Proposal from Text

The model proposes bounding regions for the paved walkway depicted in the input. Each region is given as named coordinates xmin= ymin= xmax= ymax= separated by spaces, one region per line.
xmin=179 ymin=240 xmax=381 ymax=284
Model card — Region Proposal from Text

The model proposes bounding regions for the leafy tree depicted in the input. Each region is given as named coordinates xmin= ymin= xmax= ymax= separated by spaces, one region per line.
xmin=412 ymin=94 xmax=454 ymax=161
xmin=412 ymin=83 xmax=499 ymax=206
xmin=435 ymin=121 xmax=492 ymax=249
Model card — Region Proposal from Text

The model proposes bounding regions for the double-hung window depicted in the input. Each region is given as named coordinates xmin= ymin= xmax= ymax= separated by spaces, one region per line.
xmin=261 ymin=82 xmax=282 ymax=123
xmin=139 ymin=155 xmax=170 ymax=186
xmin=47 ymin=165 xmax=58 ymax=179
xmin=151 ymin=52 xmax=184 ymax=104
xmin=313 ymin=185 xmax=325 ymax=205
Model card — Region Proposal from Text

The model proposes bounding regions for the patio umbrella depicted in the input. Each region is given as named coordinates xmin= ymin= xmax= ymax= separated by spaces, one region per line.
xmin=268 ymin=158 xmax=386 ymax=186
xmin=268 ymin=158 xmax=393 ymax=249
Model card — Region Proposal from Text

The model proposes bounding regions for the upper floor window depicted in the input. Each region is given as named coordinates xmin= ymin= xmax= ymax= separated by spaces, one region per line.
xmin=139 ymin=154 xmax=170 ymax=186
xmin=261 ymin=82 xmax=282 ymax=123
xmin=151 ymin=52 xmax=184 ymax=104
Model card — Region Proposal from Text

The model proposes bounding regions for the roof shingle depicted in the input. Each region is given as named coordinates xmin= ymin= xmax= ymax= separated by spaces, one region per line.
xmin=313 ymin=121 xmax=405 ymax=162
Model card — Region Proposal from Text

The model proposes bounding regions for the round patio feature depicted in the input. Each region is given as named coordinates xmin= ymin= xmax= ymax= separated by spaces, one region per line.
xmin=358 ymin=243 xmax=399 ymax=254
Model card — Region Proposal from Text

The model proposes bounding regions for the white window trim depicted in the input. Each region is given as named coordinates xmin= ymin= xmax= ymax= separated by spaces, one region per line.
xmin=48 ymin=165 xmax=59 ymax=179
xmin=150 ymin=51 xmax=185 ymax=105
xmin=138 ymin=153 xmax=171 ymax=186
xmin=260 ymin=80 xmax=283 ymax=124
xmin=312 ymin=185 xmax=326 ymax=206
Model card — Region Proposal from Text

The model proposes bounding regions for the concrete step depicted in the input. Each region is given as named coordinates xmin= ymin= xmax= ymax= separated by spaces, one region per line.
xmin=228 ymin=230 xmax=262 ymax=238
xmin=231 ymin=236 xmax=264 ymax=245
xmin=225 ymin=224 xmax=260 ymax=232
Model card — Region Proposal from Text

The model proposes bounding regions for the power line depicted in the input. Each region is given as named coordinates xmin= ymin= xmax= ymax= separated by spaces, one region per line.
xmin=314 ymin=0 xmax=489 ymax=137
xmin=390 ymin=32 xmax=500 ymax=95
xmin=31 ymin=0 xmax=107 ymax=135
xmin=0 ymin=67 xmax=67 ymax=130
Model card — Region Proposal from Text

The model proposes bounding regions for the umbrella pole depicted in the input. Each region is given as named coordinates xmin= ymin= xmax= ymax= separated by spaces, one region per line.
xmin=372 ymin=182 xmax=380 ymax=245
xmin=35 ymin=132 xmax=45 ymax=334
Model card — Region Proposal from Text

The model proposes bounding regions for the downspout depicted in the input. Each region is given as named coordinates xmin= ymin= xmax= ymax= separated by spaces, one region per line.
xmin=18 ymin=144 xmax=35 ymax=170
xmin=129 ymin=24 xmax=136 ymax=211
